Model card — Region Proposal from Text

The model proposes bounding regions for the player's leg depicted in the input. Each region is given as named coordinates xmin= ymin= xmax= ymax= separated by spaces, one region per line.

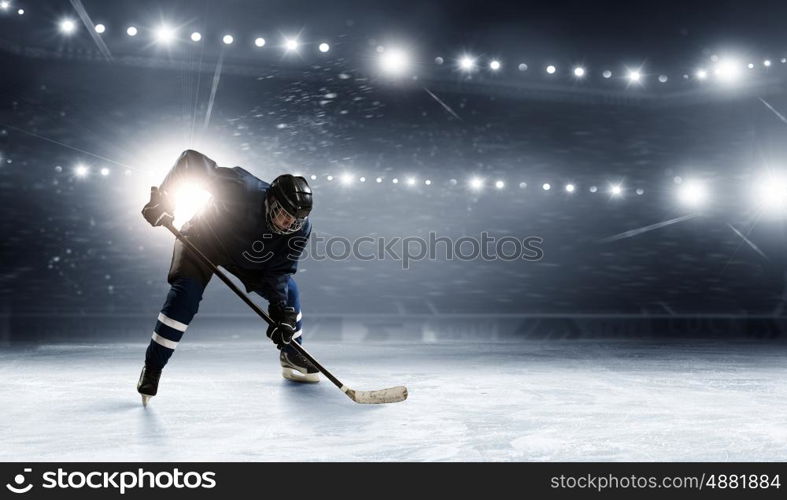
xmin=279 ymin=277 xmax=319 ymax=383
xmin=138 ymin=239 xmax=213 ymax=403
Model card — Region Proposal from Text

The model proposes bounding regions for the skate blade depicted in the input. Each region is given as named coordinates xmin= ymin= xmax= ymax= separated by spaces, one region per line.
xmin=281 ymin=367 xmax=320 ymax=383
xmin=141 ymin=394 xmax=152 ymax=407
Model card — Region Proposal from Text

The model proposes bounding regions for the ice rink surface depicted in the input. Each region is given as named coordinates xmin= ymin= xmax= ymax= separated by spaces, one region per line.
xmin=1 ymin=339 xmax=786 ymax=461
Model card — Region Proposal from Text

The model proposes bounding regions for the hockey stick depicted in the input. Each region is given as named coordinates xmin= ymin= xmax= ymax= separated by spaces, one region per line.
xmin=161 ymin=220 xmax=408 ymax=404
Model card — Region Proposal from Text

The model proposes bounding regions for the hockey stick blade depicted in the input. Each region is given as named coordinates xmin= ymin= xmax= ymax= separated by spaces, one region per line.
xmin=343 ymin=385 xmax=408 ymax=404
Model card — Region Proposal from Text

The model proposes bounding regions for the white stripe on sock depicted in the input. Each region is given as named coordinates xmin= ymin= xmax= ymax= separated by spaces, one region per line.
xmin=157 ymin=312 xmax=188 ymax=332
xmin=152 ymin=332 xmax=179 ymax=350
xmin=296 ymin=311 xmax=303 ymax=322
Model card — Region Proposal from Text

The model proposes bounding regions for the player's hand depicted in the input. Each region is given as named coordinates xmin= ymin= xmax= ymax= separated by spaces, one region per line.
xmin=142 ymin=187 xmax=174 ymax=227
xmin=267 ymin=304 xmax=298 ymax=348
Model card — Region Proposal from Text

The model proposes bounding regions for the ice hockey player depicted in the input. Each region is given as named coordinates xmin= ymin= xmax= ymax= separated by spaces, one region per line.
xmin=136 ymin=149 xmax=316 ymax=406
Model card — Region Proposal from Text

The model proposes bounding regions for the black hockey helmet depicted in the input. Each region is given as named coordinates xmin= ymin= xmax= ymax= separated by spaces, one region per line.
xmin=265 ymin=174 xmax=313 ymax=235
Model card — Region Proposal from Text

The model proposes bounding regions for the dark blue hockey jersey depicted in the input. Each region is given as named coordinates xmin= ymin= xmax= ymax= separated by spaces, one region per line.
xmin=159 ymin=150 xmax=311 ymax=306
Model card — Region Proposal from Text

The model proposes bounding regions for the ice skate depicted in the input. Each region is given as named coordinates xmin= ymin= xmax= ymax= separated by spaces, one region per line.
xmin=137 ymin=366 xmax=162 ymax=407
xmin=280 ymin=347 xmax=320 ymax=383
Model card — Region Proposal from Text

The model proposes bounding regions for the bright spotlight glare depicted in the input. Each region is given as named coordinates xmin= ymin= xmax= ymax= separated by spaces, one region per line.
xmin=60 ymin=19 xmax=76 ymax=35
xmin=379 ymin=48 xmax=410 ymax=76
xmin=318 ymin=42 xmax=330 ymax=53
xmin=542 ymin=183 xmax=551 ymax=191
xmin=406 ymin=177 xmax=416 ymax=186
xmin=565 ymin=184 xmax=575 ymax=193
xmin=190 ymin=32 xmax=202 ymax=42
xmin=126 ymin=26 xmax=138 ymax=37
xmin=489 ymin=60 xmax=501 ymax=71
xmin=74 ymin=165 xmax=89 ymax=177
xmin=154 ymin=25 xmax=176 ymax=44
xmin=459 ymin=56 xmax=476 ymax=71
xmin=695 ymin=69 xmax=708 ymax=80
xmin=222 ymin=34 xmax=234 ymax=45
xmin=95 ymin=24 xmax=106 ymax=34
xmin=469 ymin=177 xmax=483 ymax=190
xmin=376 ymin=177 xmax=383 ymax=183
xmin=425 ymin=179 xmax=431 ymax=185
xmin=546 ymin=65 xmax=556 ymax=74
xmin=284 ymin=38 xmax=299 ymax=51
xmin=495 ymin=180 xmax=505 ymax=189
xmin=754 ymin=172 xmax=787 ymax=213
xmin=628 ymin=70 xmax=641 ymax=83
xmin=602 ymin=70 xmax=612 ymax=79
xmin=100 ymin=167 xmax=110 ymax=176
xmin=173 ymin=184 xmax=212 ymax=230
xmin=0 ymin=2 xmax=9 ymax=11
xmin=714 ymin=58 xmax=741 ymax=83
xmin=573 ymin=66 xmax=585 ymax=78
xmin=764 ymin=59 xmax=772 ymax=67
xmin=255 ymin=37 xmax=266 ymax=47
xmin=340 ymin=173 xmax=353 ymax=185
xmin=610 ymin=184 xmax=623 ymax=196
xmin=677 ymin=180 xmax=709 ymax=208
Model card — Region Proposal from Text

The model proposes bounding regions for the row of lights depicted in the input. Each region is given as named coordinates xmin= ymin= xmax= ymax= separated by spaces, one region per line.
xmin=5 ymin=3 xmax=785 ymax=86
xmin=393 ymin=51 xmax=787 ymax=85
xmin=69 ymin=163 xmax=787 ymax=212
xmin=53 ymin=16 xmax=330 ymax=52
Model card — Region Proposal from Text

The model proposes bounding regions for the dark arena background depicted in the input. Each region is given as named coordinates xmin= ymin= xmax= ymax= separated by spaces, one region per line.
xmin=1 ymin=0 xmax=787 ymax=463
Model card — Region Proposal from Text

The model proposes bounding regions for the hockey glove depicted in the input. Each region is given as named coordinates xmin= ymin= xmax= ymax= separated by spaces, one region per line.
xmin=267 ymin=304 xmax=298 ymax=348
xmin=142 ymin=186 xmax=175 ymax=227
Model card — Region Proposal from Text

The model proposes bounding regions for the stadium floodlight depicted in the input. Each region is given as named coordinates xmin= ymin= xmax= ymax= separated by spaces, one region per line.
xmin=602 ymin=70 xmax=612 ymax=79
xmin=610 ymin=184 xmax=623 ymax=196
xmin=542 ymin=183 xmax=551 ymax=191
xmin=360 ymin=176 xmax=366 ymax=182
xmin=318 ymin=42 xmax=330 ymax=53
xmin=565 ymin=184 xmax=575 ymax=193
xmin=676 ymin=179 xmax=709 ymax=208
xmin=284 ymin=38 xmax=299 ymax=52
xmin=658 ymin=74 xmax=668 ymax=83
xmin=326 ymin=175 xmax=334 ymax=181
xmin=376 ymin=177 xmax=383 ymax=183
xmin=459 ymin=55 xmax=476 ymax=72
xmin=100 ymin=167 xmax=110 ymax=176
xmin=695 ymin=69 xmax=708 ymax=80
xmin=747 ymin=63 xmax=754 ymax=69
xmin=340 ymin=173 xmax=353 ymax=185
xmin=753 ymin=172 xmax=787 ymax=214
xmin=392 ymin=178 xmax=399 ymax=184
xmin=95 ymin=24 xmax=106 ymax=34
xmin=495 ymin=180 xmax=505 ymax=189
xmin=190 ymin=32 xmax=202 ymax=42
xmin=17 ymin=8 xmax=23 ymax=15
xmin=0 ymin=2 xmax=9 ymax=11
xmin=310 ymin=174 xmax=317 ymax=180
xmin=74 ymin=164 xmax=89 ymax=177
xmin=126 ymin=26 xmax=138 ymax=37
xmin=154 ymin=24 xmax=176 ymax=45
xmin=764 ymin=59 xmax=772 ymax=67
xmin=573 ymin=66 xmax=585 ymax=78
xmin=379 ymin=47 xmax=410 ymax=76
xmin=222 ymin=34 xmax=234 ymax=45
xmin=627 ymin=70 xmax=641 ymax=83
xmin=713 ymin=58 xmax=742 ymax=83
xmin=406 ymin=177 xmax=417 ymax=186
xmin=546 ymin=65 xmax=556 ymax=74
xmin=469 ymin=177 xmax=484 ymax=190
xmin=254 ymin=37 xmax=266 ymax=47
xmin=425 ymin=179 xmax=431 ymax=185
xmin=489 ymin=60 xmax=501 ymax=71
xmin=59 ymin=19 xmax=77 ymax=35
